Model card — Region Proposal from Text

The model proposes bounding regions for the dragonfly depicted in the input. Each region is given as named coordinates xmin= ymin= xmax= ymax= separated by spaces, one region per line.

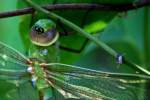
xmin=0 ymin=41 xmax=150 ymax=100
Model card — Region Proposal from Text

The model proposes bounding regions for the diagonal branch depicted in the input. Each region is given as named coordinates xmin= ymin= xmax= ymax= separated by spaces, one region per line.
xmin=0 ymin=1 xmax=150 ymax=18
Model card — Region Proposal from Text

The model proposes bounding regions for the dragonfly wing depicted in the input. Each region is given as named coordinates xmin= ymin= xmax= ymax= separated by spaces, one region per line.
xmin=43 ymin=63 xmax=150 ymax=80
xmin=0 ymin=69 xmax=29 ymax=78
xmin=47 ymin=79 xmax=80 ymax=99
xmin=45 ymin=70 xmax=111 ymax=100
xmin=43 ymin=63 xmax=149 ymax=100
xmin=16 ymin=82 xmax=39 ymax=100
xmin=0 ymin=68 xmax=30 ymax=84
xmin=0 ymin=42 xmax=29 ymax=67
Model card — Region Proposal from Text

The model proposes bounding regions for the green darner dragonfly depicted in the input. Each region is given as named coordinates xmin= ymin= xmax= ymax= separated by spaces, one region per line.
xmin=0 ymin=41 xmax=150 ymax=100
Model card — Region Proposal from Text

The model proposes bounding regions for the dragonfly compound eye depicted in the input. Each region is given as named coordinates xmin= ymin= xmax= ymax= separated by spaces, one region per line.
xmin=34 ymin=25 xmax=44 ymax=34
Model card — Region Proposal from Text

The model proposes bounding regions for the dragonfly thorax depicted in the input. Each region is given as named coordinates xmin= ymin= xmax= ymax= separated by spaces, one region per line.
xmin=27 ymin=61 xmax=48 ymax=90
xmin=30 ymin=61 xmax=45 ymax=78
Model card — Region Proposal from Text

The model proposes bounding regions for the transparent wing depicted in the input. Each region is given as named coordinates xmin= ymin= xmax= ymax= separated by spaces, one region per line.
xmin=46 ymin=71 xmax=115 ymax=100
xmin=43 ymin=63 xmax=150 ymax=80
xmin=43 ymin=63 xmax=150 ymax=100
xmin=0 ymin=42 xmax=30 ymax=82
xmin=0 ymin=42 xmax=29 ymax=67
xmin=0 ymin=68 xmax=30 ymax=86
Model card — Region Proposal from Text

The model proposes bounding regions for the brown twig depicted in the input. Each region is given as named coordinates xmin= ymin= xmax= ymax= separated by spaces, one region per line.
xmin=0 ymin=2 xmax=150 ymax=18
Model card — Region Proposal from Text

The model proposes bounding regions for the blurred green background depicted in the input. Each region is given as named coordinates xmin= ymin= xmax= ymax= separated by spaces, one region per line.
xmin=0 ymin=0 xmax=26 ymax=53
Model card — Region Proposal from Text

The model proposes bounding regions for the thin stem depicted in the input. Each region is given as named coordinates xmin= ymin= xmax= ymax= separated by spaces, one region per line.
xmin=25 ymin=0 xmax=150 ymax=76
xmin=1 ymin=2 xmax=150 ymax=18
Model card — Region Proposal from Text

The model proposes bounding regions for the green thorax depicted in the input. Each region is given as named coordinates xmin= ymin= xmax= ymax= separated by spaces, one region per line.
xmin=33 ymin=61 xmax=48 ymax=90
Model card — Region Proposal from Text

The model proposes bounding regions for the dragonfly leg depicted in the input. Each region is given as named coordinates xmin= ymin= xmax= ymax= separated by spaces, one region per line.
xmin=55 ymin=19 xmax=89 ymax=53
xmin=56 ymin=19 xmax=70 ymax=36
xmin=59 ymin=38 xmax=89 ymax=53
xmin=55 ymin=8 xmax=92 ymax=53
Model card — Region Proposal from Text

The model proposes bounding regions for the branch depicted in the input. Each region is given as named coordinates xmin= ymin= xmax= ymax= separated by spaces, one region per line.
xmin=0 ymin=1 xmax=150 ymax=18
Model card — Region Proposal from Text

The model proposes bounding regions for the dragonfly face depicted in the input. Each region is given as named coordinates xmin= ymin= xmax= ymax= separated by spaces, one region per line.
xmin=30 ymin=19 xmax=59 ymax=46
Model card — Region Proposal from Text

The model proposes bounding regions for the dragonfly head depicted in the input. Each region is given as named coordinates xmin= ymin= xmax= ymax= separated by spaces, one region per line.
xmin=30 ymin=19 xmax=59 ymax=46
